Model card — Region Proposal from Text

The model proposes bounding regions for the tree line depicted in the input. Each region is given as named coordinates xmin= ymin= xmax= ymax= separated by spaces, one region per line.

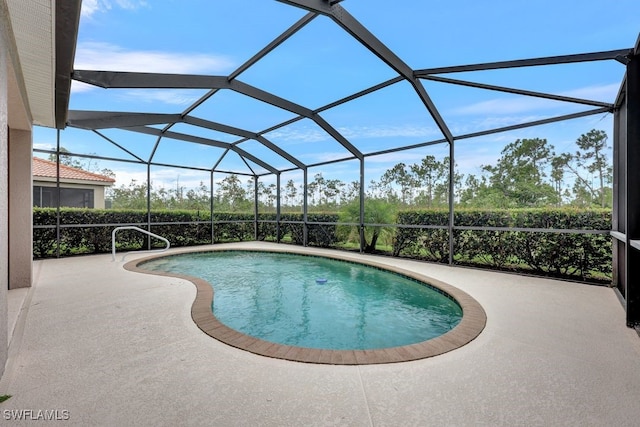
xmin=52 ymin=128 xmax=612 ymax=212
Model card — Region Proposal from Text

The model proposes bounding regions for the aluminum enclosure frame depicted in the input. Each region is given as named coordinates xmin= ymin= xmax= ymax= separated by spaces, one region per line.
xmin=612 ymin=35 xmax=640 ymax=328
xmin=42 ymin=1 xmax=639 ymax=325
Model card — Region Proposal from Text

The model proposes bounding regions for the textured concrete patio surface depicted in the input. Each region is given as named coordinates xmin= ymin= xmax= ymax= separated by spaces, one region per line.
xmin=1 ymin=242 xmax=639 ymax=426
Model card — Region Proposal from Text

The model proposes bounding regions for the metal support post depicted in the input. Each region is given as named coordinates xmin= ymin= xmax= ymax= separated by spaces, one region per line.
xmin=276 ymin=173 xmax=281 ymax=243
xmin=55 ymin=129 xmax=61 ymax=258
xmin=214 ymin=170 xmax=216 ymax=245
xmin=254 ymin=176 xmax=259 ymax=241
xmin=303 ymin=168 xmax=308 ymax=246
xmin=625 ymin=46 xmax=640 ymax=327
xmin=146 ymin=163 xmax=151 ymax=250
xmin=448 ymin=141 xmax=455 ymax=265
xmin=359 ymin=158 xmax=365 ymax=253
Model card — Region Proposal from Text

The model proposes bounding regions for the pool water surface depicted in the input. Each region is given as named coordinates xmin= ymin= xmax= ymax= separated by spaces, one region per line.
xmin=141 ymin=251 xmax=463 ymax=350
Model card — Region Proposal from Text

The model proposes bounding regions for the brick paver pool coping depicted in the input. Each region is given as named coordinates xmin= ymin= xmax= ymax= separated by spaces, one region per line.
xmin=124 ymin=248 xmax=486 ymax=365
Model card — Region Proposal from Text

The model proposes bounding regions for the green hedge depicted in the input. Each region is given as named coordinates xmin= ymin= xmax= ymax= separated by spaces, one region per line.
xmin=396 ymin=208 xmax=612 ymax=282
xmin=33 ymin=209 xmax=340 ymax=258
xmin=34 ymin=208 xmax=213 ymax=257
xmin=34 ymin=207 xmax=611 ymax=283
xmin=393 ymin=210 xmax=449 ymax=261
xmin=257 ymin=213 xmax=339 ymax=247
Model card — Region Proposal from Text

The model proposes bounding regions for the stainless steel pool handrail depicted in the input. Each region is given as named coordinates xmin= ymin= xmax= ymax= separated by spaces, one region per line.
xmin=111 ymin=226 xmax=170 ymax=262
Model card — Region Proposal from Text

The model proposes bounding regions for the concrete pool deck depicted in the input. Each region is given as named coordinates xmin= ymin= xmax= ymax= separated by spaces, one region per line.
xmin=1 ymin=242 xmax=639 ymax=426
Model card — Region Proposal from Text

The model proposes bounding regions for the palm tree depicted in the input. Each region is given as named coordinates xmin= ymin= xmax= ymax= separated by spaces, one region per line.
xmin=339 ymin=198 xmax=396 ymax=253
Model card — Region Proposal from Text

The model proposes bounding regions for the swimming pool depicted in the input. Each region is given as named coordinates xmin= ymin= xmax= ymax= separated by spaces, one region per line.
xmin=126 ymin=248 xmax=486 ymax=364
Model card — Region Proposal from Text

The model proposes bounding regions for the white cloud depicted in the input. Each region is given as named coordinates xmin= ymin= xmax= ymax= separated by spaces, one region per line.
xmin=81 ymin=0 xmax=104 ymax=18
xmin=118 ymin=90 xmax=202 ymax=106
xmin=454 ymin=150 xmax=501 ymax=175
xmin=74 ymin=42 xmax=235 ymax=75
xmin=281 ymin=170 xmax=304 ymax=182
xmin=33 ymin=142 xmax=56 ymax=151
xmin=152 ymin=170 xmax=207 ymax=191
xmin=560 ymin=83 xmax=620 ymax=102
xmin=266 ymin=127 xmax=327 ymax=143
xmin=449 ymin=115 xmax=547 ymax=136
xmin=70 ymin=80 xmax=97 ymax=94
xmin=81 ymin=0 xmax=148 ymax=18
xmin=112 ymin=167 xmax=209 ymax=189
xmin=339 ymin=125 xmax=440 ymax=140
xmin=267 ymin=123 xmax=441 ymax=144
xmin=111 ymin=169 xmax=147 ymax=187
xmin=452 ymin=97 xmax=556 ymax=116
xmin=304 ymin=151 xmax=354 ymax=163
xmin=114 ymin=0 xmax=148 ymax=10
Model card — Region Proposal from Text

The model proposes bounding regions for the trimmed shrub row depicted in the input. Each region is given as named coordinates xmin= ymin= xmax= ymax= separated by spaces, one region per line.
xmin=395 ymin=209 xmax=612 ymax=282
xmin=34 ymin=208 xmax=611 ymax=283
xmin=257 ymin=213 xmax=338 ymax=247
xmin=33 ymin=209 xmax=339 ymax=258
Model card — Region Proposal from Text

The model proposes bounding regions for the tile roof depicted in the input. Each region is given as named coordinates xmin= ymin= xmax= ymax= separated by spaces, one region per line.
xmin=32 ymin=157 xmax=115 ymax=184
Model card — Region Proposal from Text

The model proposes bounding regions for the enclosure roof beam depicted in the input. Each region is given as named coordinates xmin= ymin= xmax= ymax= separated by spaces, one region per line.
xmin=182 ymin=116 xmax=254 ymax=139
xmin=415 ymin=49 xmax=634 ymax=75
xmin=67 ymin=110 xmax=182 ymax=129
xmin=228 ymin=80 xmax=313 ymax=116
xmin=235 ymin=75 xmax=403 ymax=150
xmin=72 ymin=70 xmax=229 ymax=89
xmin=211 ymin=148 xmax=230 ymax=172
xmin=365 ymin=138 xmax=449 ymax=158
xmin=72 ymin=70 xmax=311 ymax=117
xmin=55 ymin=0 xmax=82 ymax=129
xmin=277 ymin=0 xmax=412 ymax=79
xmin=183 ymin=116 xmax=306 ymax=169
xmin=180 ymin=12 xmax=318 ymax=120
xmin=420 ymin=75 xmax=614 ymax=109
xmin=123 ymin=125 xmax=229 ymax=148
xmin=92 ymin=130 xmax=145 ymax=163
xmin=276 ymin=0 xmax=454 ymax=143
xmin=254 ymin=136 xmax=306 ymax=170
xmin=254 ymin=116 xmax=306 ymax=140
xmin=312 ymin=114 xmax=363 ymax=159
xmin=122 ymin=125 xmax=279 ymax=174
xmin=228 ymin=11 xmax=317 ymax=81
xmin=614 ymin=36 xmax=640 ymax=107
xmin=240 ymin=156 xmax=256 ymax=176
xmin=228 ymin=80 xmax=363 ymax=159
xmin=315 ymin=76 xmax=403 ymax=113
xmin=306 ymin=156 xmax=358 ymax=170
xmin=233 ymin=76 xmax=404 ymax=153
xmin=73 ymin=70 xmax=363 ymax=159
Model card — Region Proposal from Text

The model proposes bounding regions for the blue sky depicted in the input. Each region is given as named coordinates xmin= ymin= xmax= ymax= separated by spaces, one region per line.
xmin=34 ymin=0 xmax=640 ymax=194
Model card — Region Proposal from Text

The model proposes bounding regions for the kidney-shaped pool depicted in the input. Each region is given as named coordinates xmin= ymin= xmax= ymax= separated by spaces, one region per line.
xmin=126 ymin=249 xmax=486 ymax=365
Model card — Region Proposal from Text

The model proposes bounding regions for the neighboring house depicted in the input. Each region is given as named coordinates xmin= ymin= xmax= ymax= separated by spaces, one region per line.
xmin=32 ymin=157 xmax=115 ymax=209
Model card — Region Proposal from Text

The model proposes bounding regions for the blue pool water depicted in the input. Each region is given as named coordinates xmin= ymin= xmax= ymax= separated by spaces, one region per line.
xmin=142 ymin=251 xmax=463 ymax=350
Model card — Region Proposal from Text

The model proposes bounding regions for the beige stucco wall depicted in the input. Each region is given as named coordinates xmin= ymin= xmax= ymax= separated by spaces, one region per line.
xmin=95 ymin=185 xmax=107 ymax=209
xmin=9 ymin=128 xmax=32 ymax=288
xmin=1 ymin=0 xmax=36 ymax=378
xmin=0 ymin=1 xmax=11 ymax=379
